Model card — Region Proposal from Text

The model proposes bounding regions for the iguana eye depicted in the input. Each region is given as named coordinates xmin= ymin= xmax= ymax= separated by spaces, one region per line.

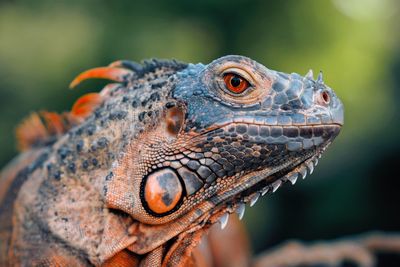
xmin=223 ymin=73 xmax=250 ymax=94
xmin=143 ymin=168 xmax=183 ymax=215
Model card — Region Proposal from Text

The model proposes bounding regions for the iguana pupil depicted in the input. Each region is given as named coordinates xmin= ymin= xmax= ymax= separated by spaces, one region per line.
xmin=230 ymin=76 xmax=241 ymax=87
xmin=223 ymin=72 xmax=249 ymax=94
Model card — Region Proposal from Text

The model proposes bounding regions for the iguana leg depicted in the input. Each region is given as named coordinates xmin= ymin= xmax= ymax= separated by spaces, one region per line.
xmin=140 ymin=246 xmax=164 ymax=267
xmin=163 ymin=230 xmax=205 ymax=267
xmin=204 ymin=214 xmax=251 ymax=267
xmin=162 ymin=214 xmax=250 ymax=267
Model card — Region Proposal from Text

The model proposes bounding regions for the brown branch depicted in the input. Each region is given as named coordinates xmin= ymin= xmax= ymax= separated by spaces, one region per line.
xmin=252 ymin=232 xmax=400 ymax=267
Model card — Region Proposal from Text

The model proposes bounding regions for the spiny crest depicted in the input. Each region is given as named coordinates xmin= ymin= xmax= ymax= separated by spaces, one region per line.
xmin=16 ymin=93 xmax=103 ymax=151
xmin=16 ymin=111 xmax=68 ymax=151
xmin=15 ymin=59 xmax=188 ymax=151
xmin=70 ymin=59 xmax=187 ymax=88
xmin=305 ymin=69 xmax=324 ymax=84
xmin=138 ymin=58 xmax=188 ymax=77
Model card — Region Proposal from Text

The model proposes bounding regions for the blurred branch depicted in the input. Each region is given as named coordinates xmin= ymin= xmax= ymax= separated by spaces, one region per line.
xmin=253 ymin=232 xmax=400 ymax=267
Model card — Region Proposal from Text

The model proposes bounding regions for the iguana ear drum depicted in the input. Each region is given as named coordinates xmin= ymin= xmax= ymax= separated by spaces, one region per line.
xmin=142 ymin=168 xmax=184 ymax=215
xmin=165 ymin=106 xmax=184 ymax=137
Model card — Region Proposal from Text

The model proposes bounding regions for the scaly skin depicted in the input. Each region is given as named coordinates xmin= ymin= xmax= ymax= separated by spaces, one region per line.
xmin=0 ymin=55 xmax=343 ymax=266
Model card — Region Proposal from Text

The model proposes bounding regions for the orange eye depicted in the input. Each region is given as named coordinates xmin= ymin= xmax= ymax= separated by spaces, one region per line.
xmin=143 ymin=168 xmax=183 ymax=215
xmin=223 ymin=73 xmax=250 ymax=94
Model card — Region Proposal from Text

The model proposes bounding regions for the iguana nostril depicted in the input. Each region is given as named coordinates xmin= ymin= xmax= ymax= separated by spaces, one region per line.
xmin=316 ymin=90 xmax=331 ymax=106
xmin=321 ymin=91 xmax=330 ymax=105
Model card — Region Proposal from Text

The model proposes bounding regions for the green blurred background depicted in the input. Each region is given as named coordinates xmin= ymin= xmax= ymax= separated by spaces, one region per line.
xmin=1 ymin=0 xmax=399 ymax=261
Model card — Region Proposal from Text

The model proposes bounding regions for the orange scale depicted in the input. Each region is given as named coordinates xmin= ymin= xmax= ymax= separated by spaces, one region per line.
xmin=144 ymin=168 xmax=183 ymax=214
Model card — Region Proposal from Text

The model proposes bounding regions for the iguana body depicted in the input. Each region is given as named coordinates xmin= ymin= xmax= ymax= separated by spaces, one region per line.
xmin=0 ymin=56 xmax=343 ymax=266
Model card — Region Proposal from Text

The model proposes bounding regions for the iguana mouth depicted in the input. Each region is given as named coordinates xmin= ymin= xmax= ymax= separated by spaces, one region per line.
xmin=127 ymin=123 xmax=340 ymax=255
xmin=185 ymin=123 xmax=340 ymax=229
xmin=158 ymin=149 xmax=324 ymax=264
xmin=193 ymin=155 xmax=321 ymax=235
xmin=209 ymin=146 xmax=324 ymax=222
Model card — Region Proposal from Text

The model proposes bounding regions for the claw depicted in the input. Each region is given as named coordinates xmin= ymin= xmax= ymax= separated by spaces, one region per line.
xmin=69 ymin=67 xmax=133 ymax=88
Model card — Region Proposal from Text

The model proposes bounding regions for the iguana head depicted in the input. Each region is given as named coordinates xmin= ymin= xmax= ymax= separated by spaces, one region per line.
xmin=68 ymin=55 xmax=343 ymax=263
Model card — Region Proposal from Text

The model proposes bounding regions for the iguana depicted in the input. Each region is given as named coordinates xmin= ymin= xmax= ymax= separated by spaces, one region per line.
xmin=0 ymin=55 xmax=344 ymax=266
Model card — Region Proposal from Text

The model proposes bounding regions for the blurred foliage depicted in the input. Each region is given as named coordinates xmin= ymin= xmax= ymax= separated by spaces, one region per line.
xmin=0 ymin=0 xmax=399 ymax=257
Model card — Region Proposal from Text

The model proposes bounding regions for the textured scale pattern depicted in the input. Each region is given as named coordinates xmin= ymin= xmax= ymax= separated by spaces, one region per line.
xmin=0 ymin=55 xmax=343 ymax=266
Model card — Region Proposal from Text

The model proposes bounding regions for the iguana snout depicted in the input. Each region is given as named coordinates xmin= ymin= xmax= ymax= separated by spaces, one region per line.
xmin=130 ymin=55 xmax=343 ymax=225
